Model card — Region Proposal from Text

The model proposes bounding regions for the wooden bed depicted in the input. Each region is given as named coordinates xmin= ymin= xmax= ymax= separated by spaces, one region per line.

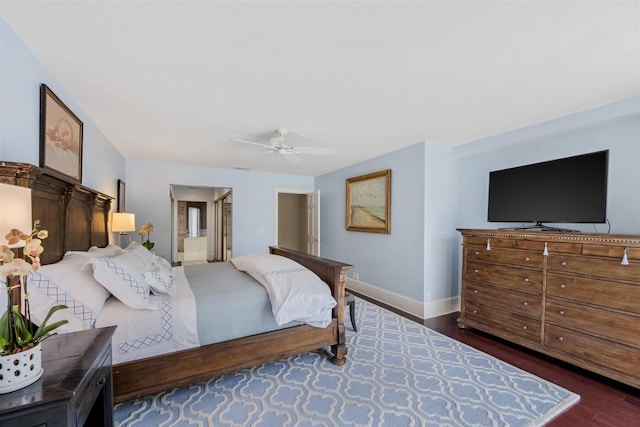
xmin=0 ymin=162 xmax=352 ymax=403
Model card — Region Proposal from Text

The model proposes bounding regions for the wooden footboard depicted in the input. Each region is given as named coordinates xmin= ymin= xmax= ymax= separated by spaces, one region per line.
xmin=113 ymin=246 xmax=352 ymax=403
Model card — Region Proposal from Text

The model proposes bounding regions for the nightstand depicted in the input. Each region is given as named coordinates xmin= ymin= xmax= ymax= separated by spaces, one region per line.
xmin=0 ymin=326 xmax=116 ymax=427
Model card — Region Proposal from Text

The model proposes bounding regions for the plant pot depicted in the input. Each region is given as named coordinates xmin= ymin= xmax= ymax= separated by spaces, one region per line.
xmin=0 ymin=344 xmax=43 ymax=394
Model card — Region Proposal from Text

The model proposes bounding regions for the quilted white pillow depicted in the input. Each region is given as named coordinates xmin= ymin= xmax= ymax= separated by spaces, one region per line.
xmin=27 ymin=255 xmax=111 ymax=332
xmin=231 ymin=254 xmax=336 ymax=327
xmin=84 ymin=252 xmax=156 ymax=310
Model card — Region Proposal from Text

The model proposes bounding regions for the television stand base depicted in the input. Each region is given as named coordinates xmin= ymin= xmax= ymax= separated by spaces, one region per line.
xmin=505 ymin=222 xmax=578 ymax=232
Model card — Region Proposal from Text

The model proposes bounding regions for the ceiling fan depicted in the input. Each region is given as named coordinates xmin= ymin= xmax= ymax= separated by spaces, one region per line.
xmin=233 ymin=128 xmax=335 ymax=164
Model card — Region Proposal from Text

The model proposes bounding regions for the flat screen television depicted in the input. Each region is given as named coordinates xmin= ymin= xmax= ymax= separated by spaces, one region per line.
xmin=487 ymin=150 xmax=608 ymax=229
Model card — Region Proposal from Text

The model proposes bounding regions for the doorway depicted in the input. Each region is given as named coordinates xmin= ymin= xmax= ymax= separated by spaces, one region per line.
xmin=275 ymin=189 xmax=320 ymax=256
xmin=170 ymin=185 xmax=232 ymax=264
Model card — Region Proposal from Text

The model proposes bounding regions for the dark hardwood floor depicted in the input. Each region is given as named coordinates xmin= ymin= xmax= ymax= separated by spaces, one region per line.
xmin=351 ymin=292 xmax=640 ymax=426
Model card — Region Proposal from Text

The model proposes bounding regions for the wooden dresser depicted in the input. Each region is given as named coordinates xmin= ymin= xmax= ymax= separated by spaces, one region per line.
xmin=458 ymin=228 xmax=640 ymax=389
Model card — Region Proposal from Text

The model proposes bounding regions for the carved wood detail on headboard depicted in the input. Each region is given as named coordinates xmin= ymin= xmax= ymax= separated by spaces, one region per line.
xmin=0 ymin=162 xmax=112 ymax=264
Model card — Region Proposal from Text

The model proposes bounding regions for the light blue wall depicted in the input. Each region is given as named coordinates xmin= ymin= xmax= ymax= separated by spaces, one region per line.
xmin=0 ymin=18 xmax=125 ymax=196
xmin=424 ymin=142 xmax=459 ymax=302
xmin=454 ymin=98 xmax=640 ymax=234
xmin=126 ymin=160 xmax=314 ymax=260
xmin=316 ymin=142 xmax=426 ymax=301
xmin=317 ymin=99 xmax=639 ymax=319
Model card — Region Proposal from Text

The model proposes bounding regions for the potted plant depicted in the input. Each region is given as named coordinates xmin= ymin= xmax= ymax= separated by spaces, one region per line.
xmin=139 ymin=222 xmax=155 ymax=250
xmin=0 ymin=220 xmax=68 ymax=393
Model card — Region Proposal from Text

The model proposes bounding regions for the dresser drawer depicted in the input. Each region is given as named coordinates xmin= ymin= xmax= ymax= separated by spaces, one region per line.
xmin=546 ymin=298 xmax=640 ymax=348
xmin=545 ymin=323 xmax=640 ymax=378
xmin=582 ymin=244 xmax=640 ymax=260
xmin=465 ymin=237 xmax=514 ymax=249
xmin=464 ymin=301 xmax=541 ymax=342
xmin=547 ymin=272 xmax=640 ymax=314
xmin=547 ymin=254 xmax=640 ymax=282
xmin=466 ymin=281 xmax=541 ymax=317
xmin=466 ymin=247 xmax=543 ymax=269
xmin=466 ymin=260 xmax=543 ymax=293
xmin=515 ymin=240 xmax=581 ymax=254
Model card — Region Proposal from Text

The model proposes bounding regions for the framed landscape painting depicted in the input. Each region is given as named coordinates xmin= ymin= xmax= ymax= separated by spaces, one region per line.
xmin=346 ymin=169 xmax=391 ymax=234
xmin=39 ymin=84 xmax=83 ymax=183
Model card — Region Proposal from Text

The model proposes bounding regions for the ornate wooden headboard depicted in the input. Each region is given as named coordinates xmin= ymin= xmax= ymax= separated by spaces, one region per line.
xmin=0 ymin=162 xmax=112 ymax=264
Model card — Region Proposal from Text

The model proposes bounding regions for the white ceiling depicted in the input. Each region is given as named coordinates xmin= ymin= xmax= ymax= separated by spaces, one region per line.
xmin=1 ymin=1 xmax=638 ymax=176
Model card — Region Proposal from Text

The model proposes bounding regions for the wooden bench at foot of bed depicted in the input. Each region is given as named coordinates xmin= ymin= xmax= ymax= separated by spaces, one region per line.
xmin=112 ymin=246 xmax=352 ymax=403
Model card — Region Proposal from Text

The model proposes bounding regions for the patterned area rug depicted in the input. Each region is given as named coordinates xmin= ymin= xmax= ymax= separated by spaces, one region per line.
xmin=115 ymin=298 xmax=579 ymax=426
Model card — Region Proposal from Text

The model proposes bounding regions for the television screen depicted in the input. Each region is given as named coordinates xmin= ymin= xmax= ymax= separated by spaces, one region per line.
xmin=488 ymin=150 xmax=608 ymax=225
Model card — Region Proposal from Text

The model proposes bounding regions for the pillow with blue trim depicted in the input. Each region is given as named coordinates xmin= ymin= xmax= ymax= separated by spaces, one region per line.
xmin=27 ymin=255 xmax=111 ymax=332
xmin=84 ymin=252 xmax=157 ymax=310
xmin=144 ymin=268 xmax=174 ymax=297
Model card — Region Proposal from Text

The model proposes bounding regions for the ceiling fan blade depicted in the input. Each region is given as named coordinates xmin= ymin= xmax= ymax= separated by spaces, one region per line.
xmin=284 ymin=153 xmax=303 ymax=164
xmin=296 ymin=147 xmax=336 ymax=156
xmin=232 ymin=138 xmax=273 ymax=149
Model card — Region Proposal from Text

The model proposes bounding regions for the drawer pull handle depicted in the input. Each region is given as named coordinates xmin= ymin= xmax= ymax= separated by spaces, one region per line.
xmin=558 ymin=336 xmax=564 ymax=342
xmin=475 ymin=251 xmax=480 ymax=255
xmin=523 ymin=277 xmax=529 ymax=282
xmin=474 ymin=269 xmax=479 ymax=273
xmin=559 ymin=284 xmax=566 ymax=289
xmin=561 ymin=261 xmax=567 ymax=266
xmin=559 ymin=310 xmax=565 ymax=315
xmin=473 ymin=289 xmax=479 ymax=293
xmin=522 ymin=301 xmax=528 ymax=306
xmin=472 ymin=309 xmax=478 ymax=314
xmin=621 ymin=248 xmax=629 ymax=265
xmin=522 ymin=325 xmax=528 ymax=330
xmin=524 ymin=257 xmax=530 ymax=261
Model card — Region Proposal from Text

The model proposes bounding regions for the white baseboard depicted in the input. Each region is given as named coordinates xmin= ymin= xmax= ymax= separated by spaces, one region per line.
xmin=346 ymin=278 xmax=460 ymax=320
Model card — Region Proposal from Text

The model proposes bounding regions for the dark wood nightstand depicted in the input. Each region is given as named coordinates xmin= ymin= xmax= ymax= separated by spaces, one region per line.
xmin=0 ymin=326 xmax=116 ymax=427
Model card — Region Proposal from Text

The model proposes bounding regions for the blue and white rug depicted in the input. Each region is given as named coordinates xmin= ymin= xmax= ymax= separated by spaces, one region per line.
xmin=115 ymin=298 xmax=579 ymax=426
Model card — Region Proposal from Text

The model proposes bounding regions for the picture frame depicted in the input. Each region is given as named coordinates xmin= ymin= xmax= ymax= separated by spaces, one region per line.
xmin=117 ymin=179 xmax=126 ymax=212
xmin=39 ymin=84 xmax=83 ymax=183
xmin=346 ymin=169 xmax=391 ymax=234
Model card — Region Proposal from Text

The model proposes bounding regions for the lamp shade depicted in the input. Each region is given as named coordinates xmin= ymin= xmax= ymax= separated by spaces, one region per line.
xmin=0 ymin=183 xmax=33 ymax=249
xmin=112 ymin=212 xmax=136 ymax=233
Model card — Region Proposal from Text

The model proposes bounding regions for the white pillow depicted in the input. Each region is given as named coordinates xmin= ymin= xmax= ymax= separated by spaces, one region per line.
xmin=126 ymin=241 xmax=154 ymax=263
xmin=143 ymin=267 xmax=174 ymax=295
xmin=84 ymin=252 xmax=156 ymax=310
xmin=231 ymin=254 xmax=336 ymax=327
xmin=65 ymin=244 xmax=124 ymax=260
xmin=152 ymin=254 xmax=172 ymax=271
xmin=26 ymin=255 xmax=111 ymax=332
xmin=144 ymin=255 xmax=175 ymax=295
xmin=90 ymin=244 xmax=125 ymax=256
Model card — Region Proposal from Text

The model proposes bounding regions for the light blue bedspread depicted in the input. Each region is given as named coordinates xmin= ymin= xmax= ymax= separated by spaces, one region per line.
xmin=184 ymin=262 xmax=297 ymax=345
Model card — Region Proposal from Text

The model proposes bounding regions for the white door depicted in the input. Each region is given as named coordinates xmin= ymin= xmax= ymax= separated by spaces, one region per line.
xmin=306 ymin=190 xmax=320 ymax=256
